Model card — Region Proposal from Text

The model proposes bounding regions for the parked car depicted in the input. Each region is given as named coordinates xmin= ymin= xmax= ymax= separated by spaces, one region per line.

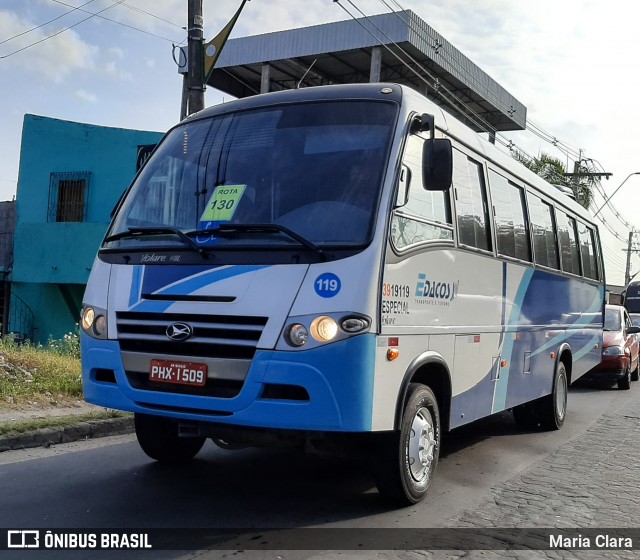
xmin=584 ymin=305 xmax=640 ymax=390
xmin=630 ymin=313 xmax=640 ymax=328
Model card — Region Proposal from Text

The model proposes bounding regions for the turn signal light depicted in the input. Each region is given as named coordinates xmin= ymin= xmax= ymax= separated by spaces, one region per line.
xmin=387 ymin=348 xmax=400 ymax=361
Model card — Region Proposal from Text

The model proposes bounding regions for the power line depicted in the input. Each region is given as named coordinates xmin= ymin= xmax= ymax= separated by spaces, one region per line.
xmin=119 ymin=2 xmax=185 ymax=30
xmin=374 ymin=0 xmax=604 ymax=193
xmin=592 ymin=182 xmax=634 ymax=231
xmin=335 ymin=1 xmax=501 ymax=139
xmin=46 ymin=0 xmax=182 ymax=43
xmin=364 ymin=0 xmax=638 ymax=279
xmin=368 ymin=0 xmax=583 ymax=175
xmin=220 ymin=67 xmax=260 ymax=95
xmin=525 ymin=120 xmax=581 ymax=160
xmin=0 ymin=0 xmax=126 ymax=59
xmin=354 ymin=0 xmax=634 ymax=271
xmin=0 ymin=0 xmax=98 ymax=46
xmin=342 ymin=1 xmax=614 ymax=236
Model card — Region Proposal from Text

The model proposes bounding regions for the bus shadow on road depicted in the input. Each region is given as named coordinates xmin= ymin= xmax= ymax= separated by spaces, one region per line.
xmin=107 ymin=379 xmax=611 ymax=526
xmin=129 ymin=445 xmax=390 ymax=523
xmin=439 ymin=382 xmax=591 ymax=456
xmin=571 ymin=377 xmax=628 ymax=392
xmin=439 ymin=410 xmax=517 ymax=457
xmin=124 ymin=409 xmax=540 ymax=524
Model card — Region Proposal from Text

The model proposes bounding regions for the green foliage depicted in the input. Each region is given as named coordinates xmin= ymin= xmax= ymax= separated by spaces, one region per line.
xmin=0 ymin=410 xmax=129 ymax=436
xmin=513 ymin=151 xmax=594 ymax=210
xmin=47 ymin=327 xmax=80 ymax=359
xmin=0 ymin=335 xmax=83 ymax=408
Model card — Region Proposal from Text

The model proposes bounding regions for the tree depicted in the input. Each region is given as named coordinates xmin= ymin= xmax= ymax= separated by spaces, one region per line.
xmin=512 ymin=151 xmax=594 ymax=210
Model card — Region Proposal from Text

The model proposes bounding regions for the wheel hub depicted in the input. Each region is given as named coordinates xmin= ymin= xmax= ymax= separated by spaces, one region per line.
xmin=555 ymin=371 xmax=567 ymax=421
xmin=407 ymin=407 xmax=436 ymax=482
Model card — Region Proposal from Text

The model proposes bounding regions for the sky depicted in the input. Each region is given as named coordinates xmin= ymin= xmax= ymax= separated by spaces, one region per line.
xmin=1 ymin=0 xmax=639 ymax=285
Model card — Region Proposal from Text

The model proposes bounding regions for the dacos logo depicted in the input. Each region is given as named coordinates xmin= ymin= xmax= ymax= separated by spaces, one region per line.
xmin=415 ymin=273 xmax=458 ymax=301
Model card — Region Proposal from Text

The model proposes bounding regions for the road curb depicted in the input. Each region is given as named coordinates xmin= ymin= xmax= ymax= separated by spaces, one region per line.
xmin=0 ymin=416 xmax=134 ymax=452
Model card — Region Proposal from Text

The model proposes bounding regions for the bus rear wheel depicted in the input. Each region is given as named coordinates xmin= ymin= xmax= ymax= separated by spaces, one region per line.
xmin=514 ymin=361 xmax=568 ymax=431
xmin=134 ymin=413 xmax=205 ymax=464
xmin=538 ymin=361 xmax=568 ymax=430
xmin=374 ymin=384 xmax=440 ymax=506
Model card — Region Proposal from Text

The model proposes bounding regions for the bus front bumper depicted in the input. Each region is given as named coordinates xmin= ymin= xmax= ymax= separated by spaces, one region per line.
xmin=81 ymin=334 xmax=376 ymax=432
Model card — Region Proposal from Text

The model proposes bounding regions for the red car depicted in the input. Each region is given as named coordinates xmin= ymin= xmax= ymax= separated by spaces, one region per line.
xmin=586 ymin=305 xmax=640 ymax=390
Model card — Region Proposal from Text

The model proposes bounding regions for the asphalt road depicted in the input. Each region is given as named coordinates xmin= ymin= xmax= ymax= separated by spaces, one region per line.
xmin=0 ymin=379 xmax=637 ymax=559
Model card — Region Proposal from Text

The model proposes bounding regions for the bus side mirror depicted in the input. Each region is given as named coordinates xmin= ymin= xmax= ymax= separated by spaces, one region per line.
xmin=413 ymin=113 xmax=452 ymax=191
xmin=423 ymin=138 xmax=452 ymax=191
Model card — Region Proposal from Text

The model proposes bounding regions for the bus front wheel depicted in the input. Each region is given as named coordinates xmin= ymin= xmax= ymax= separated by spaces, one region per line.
xmin=374 ymin=383 xmax=441 ymax=506
xmin=134 ymin=413 xmax=205 ymax=464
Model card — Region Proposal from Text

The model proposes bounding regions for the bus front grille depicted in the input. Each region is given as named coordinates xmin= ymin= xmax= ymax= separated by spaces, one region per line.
xmin=115 ymin=311 xmax=268 ymax=360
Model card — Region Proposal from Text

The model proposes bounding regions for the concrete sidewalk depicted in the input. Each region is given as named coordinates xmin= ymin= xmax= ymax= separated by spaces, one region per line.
xmin=0 ymin=402 xmax=134 ymax=452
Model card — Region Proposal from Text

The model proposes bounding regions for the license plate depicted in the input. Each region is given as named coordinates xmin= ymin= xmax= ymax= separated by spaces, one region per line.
xmin=149 ymin=359 xmax=207 ymax=387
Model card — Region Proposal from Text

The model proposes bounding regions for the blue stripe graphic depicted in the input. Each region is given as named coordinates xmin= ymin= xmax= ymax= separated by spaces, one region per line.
xmin=129 ymin=265 xmax=268 ymax=313
xmin=529 ymin=290 xmax=604 ymax=359
xmin=492 ymin=267 xmax=533 ymax=413
xmin=129 ymin=266 xmax=144 ymax=307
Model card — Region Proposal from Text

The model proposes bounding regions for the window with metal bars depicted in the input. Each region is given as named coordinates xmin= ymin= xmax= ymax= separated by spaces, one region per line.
xmin=48 ymin=172 xmax=90 ymax=222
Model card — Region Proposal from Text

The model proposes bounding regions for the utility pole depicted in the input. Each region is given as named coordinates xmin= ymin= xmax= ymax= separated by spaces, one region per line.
xmin=186 ymin=0 xmax=205 ymax=116
xmin=623 ymin=230 xmax=640 ymax=286
xmin=562 ymin=153 xmax=611 ymax=207
xmin=625 ymin=230 xmax=634 ymax=286
xmin=571 ymin=150 xmax=582 ymax=203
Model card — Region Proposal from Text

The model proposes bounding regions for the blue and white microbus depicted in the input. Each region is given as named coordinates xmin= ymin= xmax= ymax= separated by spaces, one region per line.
xmin=81 ymin=83 xmax=604 ymax=504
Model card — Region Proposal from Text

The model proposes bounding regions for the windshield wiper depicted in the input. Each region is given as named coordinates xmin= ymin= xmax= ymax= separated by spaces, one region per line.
xmin=104 ymin=227 xmax=209 ymax=256
xmin=186 ymin=223 xmax=326 ymax=259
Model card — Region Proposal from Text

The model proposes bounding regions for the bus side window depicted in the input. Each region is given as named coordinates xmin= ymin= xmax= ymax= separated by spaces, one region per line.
xmin=528 ymin=193 xmax=560 ymax=270
xmin=390 ymin=135 xmax=453 ymax=250
xmin=453 ymin=149 xmax=491 ymax=252
xmin=489 ymin=170 xmax=531 ymax=262
xmin=577 ymin=221 xmax=600 ymax=280
xmin=556 ymin=209 xmax=581 ymax=275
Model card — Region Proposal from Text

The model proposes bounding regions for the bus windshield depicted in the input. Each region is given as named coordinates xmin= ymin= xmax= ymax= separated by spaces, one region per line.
xmin=106 ymin=100 xmax=397 ymax=251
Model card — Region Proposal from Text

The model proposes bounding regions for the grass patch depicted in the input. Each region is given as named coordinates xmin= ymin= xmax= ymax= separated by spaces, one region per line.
xmin=0 ymin=410 xmax=130 ymax=437
xmin=0 ymin=338 xmax=83 ymax=408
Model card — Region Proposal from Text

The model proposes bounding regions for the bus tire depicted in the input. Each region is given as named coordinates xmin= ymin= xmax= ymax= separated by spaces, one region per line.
xmin=538 ymin=361 xmax=568 ymax=430
xmin=374 ymin=383 xmax=440 ymax=506
xmin=134 ymin=413 xmax=205 ymax=464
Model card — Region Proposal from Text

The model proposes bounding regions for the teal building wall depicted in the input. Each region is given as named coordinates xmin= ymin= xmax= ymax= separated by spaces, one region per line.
xmin=11 ymin=114 xmax=163 ymax=344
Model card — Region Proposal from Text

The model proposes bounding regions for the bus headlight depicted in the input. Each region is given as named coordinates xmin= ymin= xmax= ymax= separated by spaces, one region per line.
xmin=94 ymin=315 xmax=107 ymax=337
xmin=310 ymin=316 xmax=338 ymax=342
xmin=81 ymin=306 xmax=108 ymax=339
xmin=279 ymin=313 xmax=371 ymax=350
xmin=286 ymin=323 xmax=309 ymax=347
xmin=81 ymin=307 xmax=95 ymax=331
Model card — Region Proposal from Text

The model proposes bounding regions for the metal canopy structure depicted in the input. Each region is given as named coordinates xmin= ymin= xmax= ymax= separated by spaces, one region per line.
xmin=208 ymin=10 xmax=527 ymax=133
